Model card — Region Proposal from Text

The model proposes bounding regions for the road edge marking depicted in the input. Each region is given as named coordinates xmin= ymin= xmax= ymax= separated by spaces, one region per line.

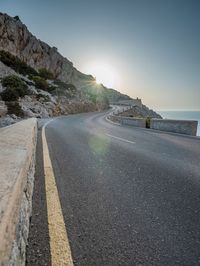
xmin=105 ymin=115 xmax=121 ymax=126
xmin=42 ymin=119 xmax=73 ymax=266
xmin=106 ymin=133 xmax=136 ymax=144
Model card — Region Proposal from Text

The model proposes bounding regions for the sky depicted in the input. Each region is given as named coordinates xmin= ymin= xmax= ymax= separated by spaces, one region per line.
xmin=1 ymin=0 xmax=200 ymax=110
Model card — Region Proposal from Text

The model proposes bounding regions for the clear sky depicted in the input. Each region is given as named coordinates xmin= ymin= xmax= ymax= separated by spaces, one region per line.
xmin=1 ymin=0 xmax=200 ymax=110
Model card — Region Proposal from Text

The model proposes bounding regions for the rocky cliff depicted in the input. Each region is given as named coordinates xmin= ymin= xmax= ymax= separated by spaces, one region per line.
xmin=117 ymin=105 xmax=162 ymax=119
xmin=0 ymin=13 xmax=104 ymax=90
xmin=0 ymin=13 xmax=162 ymax=126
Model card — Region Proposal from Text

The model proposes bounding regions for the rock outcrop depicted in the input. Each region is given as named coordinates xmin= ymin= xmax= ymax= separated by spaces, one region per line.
xmin=118 ymin=104 xmax=162 ymax=119
xmin=0 ymin=13 xmax=96 ymax=89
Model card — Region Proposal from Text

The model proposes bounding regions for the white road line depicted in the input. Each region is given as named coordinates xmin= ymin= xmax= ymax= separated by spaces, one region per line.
xmin=42 ymin=118 xmax=73 ymax=266
xmin=106 ymin=133 xmax=136 ymax=144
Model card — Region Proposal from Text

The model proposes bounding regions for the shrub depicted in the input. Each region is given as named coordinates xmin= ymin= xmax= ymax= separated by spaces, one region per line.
xmin=31 ymin=76 xmax=49 ymax=91
xmin=6 ymin=101 xmax=24 ymax=117
xmin=36 ymin=93 xmax=44 ymax=100
xmin=46 ymin=85 xmax=57 ymax=93
xmin=52 ymin=80 xmax=77 ymax=98
xmin=0 ymin=75 xmax=28 ymax=101
xmin=146 ymin=117 xmax=151 ymax=128
xmin=1 ymin=88 xmax=19 ymax=101
xmin=2 ymin=75 xmax=28 ymax=91
xmin=0 ymin=50 xmax=37 ymax=76
xmin=65 ymin=83 xmax=76 ymax=93
xmin=36 ymin=93 xmax=50 ymax=102
xmin=38 ymin=68 xmax=54 ymax=80
xmin=54 ymin=80 xmax=77 ymax=92
xmin=14 ymin=16 xmax=20 ymax=21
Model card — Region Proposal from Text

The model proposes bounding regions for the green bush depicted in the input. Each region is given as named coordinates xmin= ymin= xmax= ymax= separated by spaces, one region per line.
xmin=36 ymin=93 xmax=50 ymax=102
xmin=14 ymin=16 xmax=20 ymax=21
xmin=1 ymin=88 xmax=19 ymax=101
xmin=38 ymin=68 xmax=54 ymax=80
xmin=31 ymin=76 xmax=49 ymax=91
xmin=46 ymin=85 xmax=57 ymax=93
xmin=6 ymin=101 xmax=24 ymax=117
xmin=0 ymin=75 xmax=28 ymax=101
xmin=52 ymin=80 xmax=77 ymax=98
xmin=146 ymin=117 xmax=151 ymax=128
xmin=54 ymin=80 xmax=77 ymax=92
xmin=0 ymin=50 xmax=37 ymax=76
xmin=2 ymin=75 xmax=28 ymax=90
xmin=29 ymin=75 xmax=57 ymax=92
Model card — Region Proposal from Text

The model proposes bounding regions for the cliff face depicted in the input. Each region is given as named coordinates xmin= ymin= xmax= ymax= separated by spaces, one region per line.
xmin=0 ymin=13 xmax=137 ymax=101
xmin=0 ymin=13 xmax=162 ymax=124
xmin=0 ymin=13 xmax=94 ymax=87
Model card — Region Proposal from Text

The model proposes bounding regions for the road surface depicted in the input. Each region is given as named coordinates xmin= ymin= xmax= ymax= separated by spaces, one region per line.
xmin=27 ymin=111 xmax=200 ymax=266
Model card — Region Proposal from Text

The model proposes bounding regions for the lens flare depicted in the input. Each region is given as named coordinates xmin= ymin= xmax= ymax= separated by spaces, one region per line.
xmin=84 ymin=62 xmax=119 ymax=88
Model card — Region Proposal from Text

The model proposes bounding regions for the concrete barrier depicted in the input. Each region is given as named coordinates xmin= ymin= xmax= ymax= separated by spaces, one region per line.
xmin=108 ymin=115 xmax=146 ymax=128
xmin=150 ymin=119 xmax=198 ymax=136
xmin=121 ymin=117 xmax=146 ymax=128
xmin=108 ymin=114 xmax=198 ymax=136
xmin=0 ymin=118 xmax=37 ymax=265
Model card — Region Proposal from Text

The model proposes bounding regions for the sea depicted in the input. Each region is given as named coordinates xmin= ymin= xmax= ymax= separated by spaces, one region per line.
xmin=157 ymin=110 xmax=200 ymax=136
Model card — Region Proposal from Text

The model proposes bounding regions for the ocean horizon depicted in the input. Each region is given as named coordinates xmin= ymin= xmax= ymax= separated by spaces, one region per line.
xmin=157 ymin=110 xmax=200 ymax=136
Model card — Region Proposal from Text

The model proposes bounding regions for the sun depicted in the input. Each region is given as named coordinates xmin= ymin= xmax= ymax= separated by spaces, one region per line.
xmin=84 ymin=62 xmax=118 ymax=88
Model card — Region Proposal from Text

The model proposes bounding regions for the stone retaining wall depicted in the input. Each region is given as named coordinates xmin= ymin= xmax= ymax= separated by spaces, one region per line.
xmin=0 ymin=118 xmax=37 ymax=265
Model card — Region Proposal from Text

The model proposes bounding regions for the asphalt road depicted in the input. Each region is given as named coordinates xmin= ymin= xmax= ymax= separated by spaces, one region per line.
xmin=27 ymin=111 xmax=200 ymax=266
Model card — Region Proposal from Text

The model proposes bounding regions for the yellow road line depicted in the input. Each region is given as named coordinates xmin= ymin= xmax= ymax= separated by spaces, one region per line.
xmin=42 ymin=120 xmax=73 ymax=266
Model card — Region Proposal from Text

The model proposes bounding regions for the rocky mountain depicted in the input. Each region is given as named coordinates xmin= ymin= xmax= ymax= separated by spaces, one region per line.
xmin=0 ymin=12 xmax=127 ymax=97
xmin=0 ymin=13 xmax=85 ymax=84
xmin=0 ymin=13 xmax=161 ymax=126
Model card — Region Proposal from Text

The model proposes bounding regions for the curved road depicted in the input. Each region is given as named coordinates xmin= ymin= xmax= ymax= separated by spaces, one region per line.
xmin=27 ymin=111 xmax=200 ymax=266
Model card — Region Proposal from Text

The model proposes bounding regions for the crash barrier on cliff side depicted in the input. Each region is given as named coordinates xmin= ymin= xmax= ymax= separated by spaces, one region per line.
xmin=0 ymin=118 xmax=37 ymax=265
xmin=108 ymin=115 xmax=146 ymax=128
xmin=108 ymin=115 xmax=198 ymax=136
xmin=150 ymin=119 xmax=198 ymax=136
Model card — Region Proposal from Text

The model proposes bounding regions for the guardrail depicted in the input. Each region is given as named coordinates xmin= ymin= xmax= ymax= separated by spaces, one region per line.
xmin=0 ymin=118 xmax=37 ymax=265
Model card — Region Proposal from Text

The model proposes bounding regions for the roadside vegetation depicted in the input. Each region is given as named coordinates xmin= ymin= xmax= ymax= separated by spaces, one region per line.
xmin=6 ymin=101 xmax=24 ymax=117
xmin=0 ymin=75 xmax=29 ymax=116
xmin=50 ymin=80 xmax=77 ymax=97
xmin=0 ymin=50 xmax=37 ymax=76
xmin=0 ymin=75 xmax=29 ymax=101
xmin=38 ymin=68 xmax=54 ymax=80
xmin=146 ymin=117 xmax=151 ymax=128
xmin=0 ymin=50 xmax=110 ymax=117
xmin=0 ymin=50 xmax=54 ymax=88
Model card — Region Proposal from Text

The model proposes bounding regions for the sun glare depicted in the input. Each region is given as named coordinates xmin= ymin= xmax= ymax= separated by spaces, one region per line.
xmin=84 ymin=62 xmax=118 ymax=88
